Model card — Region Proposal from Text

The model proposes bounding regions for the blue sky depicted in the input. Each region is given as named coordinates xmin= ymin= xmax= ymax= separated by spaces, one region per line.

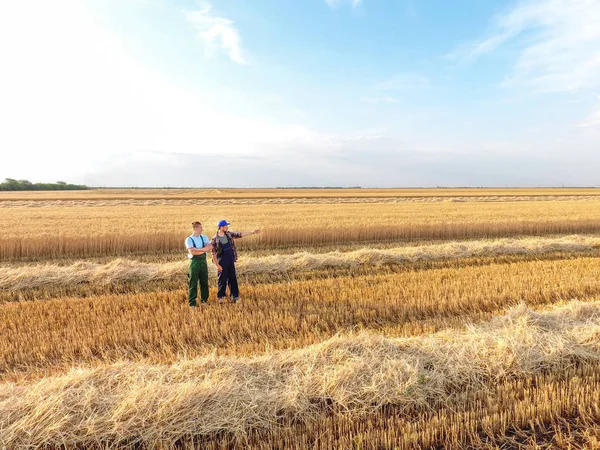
xmin=0 ymin=0 xmax=599 ymax=187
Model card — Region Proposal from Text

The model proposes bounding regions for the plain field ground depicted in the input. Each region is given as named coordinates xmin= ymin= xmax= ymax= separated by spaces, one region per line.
xmin=3 ymin=189 xmax=600 ymax=449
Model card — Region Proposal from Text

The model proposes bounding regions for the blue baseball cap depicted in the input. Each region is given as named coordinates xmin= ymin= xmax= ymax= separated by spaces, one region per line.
xmin=217 ymin=219 xmax=231 ymax=228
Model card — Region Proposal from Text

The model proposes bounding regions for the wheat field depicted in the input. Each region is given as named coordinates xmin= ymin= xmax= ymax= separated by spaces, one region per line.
xmin=4 ymin=199 xmax=600 ymax=259
xmin=2 ymin=189 xmax=600 ymax=449
xmin=2 ymin=187 xmax=600 ymax=201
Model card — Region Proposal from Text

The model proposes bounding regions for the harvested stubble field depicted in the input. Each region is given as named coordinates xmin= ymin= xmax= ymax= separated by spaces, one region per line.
xmin=3 ymin=189 xmax=600 ymax=449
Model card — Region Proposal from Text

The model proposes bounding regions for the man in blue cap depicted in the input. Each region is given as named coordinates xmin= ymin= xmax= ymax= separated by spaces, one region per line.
xmin=210 ymin=219 xmax=260 ymax=303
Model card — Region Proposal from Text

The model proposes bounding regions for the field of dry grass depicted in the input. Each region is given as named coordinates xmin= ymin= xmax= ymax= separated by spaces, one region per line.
xmin=4 ymin=301 xmax=600 ymax=449
xmin=2 ymin=189 xmax=600 ymax=449
xmin=4 ymin=198 xmax=600 ymax=259
xmin=2 ymin=187 xmax=600 ymax=201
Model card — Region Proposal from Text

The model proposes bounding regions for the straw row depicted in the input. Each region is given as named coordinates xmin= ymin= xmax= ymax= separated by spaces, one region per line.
xmin=2 ymin=234 xmax=598 ymax=292
xmin=2 ymin=300 xmax=600 ymax=448
xmin=3 ymin=194 xmax=600 ymax=209
xmin=4 ymin=254 xmax=600 ymax=377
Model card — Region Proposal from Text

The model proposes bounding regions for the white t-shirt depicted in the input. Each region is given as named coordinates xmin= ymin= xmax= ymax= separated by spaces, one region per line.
xmin=185 ymin=234 xmax=210 ymax=259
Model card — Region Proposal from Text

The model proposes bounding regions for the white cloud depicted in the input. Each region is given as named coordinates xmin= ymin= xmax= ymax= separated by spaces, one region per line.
xmin=448 ymin=0 xmax=600 ymax=93
xmin=447 ymin=30 xmax=515 ymax=62
xmin=2 ymin=1 xmax=409 ymax=188
xmin=1 ymin=0 xmax=598 ymax=187
xmin=0 ymin=1 xmax=317 ymax=184
xmin=186 ymin=2 xmax=247 ymax=64
xmin=578 ymin=109 xmax=600 ymax=127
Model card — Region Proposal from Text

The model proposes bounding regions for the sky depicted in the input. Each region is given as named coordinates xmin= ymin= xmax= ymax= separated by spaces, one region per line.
xmin=0 ymin=0 xmax=599 ymax=187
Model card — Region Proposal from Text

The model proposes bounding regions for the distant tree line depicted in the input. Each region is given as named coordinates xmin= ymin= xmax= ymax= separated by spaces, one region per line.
xmin=0 ymin=178 xmax=88 ymax=191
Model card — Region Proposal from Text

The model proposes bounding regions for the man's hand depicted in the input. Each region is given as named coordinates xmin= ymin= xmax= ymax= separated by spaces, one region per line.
xmin=253 ymin=229 xmax=261 ymax=235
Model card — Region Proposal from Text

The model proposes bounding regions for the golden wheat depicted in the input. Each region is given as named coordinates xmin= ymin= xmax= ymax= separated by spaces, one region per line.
xmin=4 ymin=256 xmax=600 ymax=379
xmin=1 ymin=234 xmax=598 ymax=291
xmin=2 ymin=187 xmax=600 ymax=201
xmin=5 ymin=195 xmax=600 ymax=209
xmin=4 ymin=200 xmax=600 ymax=259
xmin=2 ymin=301 xmax=600 ymax=449
xmin=181 ymin=368 xmax=600 ymax=450
xmin=4 ymin=190 xmax=600 ymax=448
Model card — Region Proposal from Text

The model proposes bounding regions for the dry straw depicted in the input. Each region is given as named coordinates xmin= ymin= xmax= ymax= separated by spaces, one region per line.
xmin=2 ymin=235 xmax=598 ymax=291
xmin=2 ymin=300 xmax=600 ymax=448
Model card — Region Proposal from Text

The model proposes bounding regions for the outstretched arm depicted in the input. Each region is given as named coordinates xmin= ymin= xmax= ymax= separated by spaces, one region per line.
xmin=236 ymin=230 xmax=261 ymax=238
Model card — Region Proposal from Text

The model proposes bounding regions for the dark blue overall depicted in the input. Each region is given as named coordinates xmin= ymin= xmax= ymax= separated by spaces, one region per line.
xmin=217 ymin=236 xmax=239 ymax=300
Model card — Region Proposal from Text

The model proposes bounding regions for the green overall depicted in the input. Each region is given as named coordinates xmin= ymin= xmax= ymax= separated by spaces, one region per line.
xmin=188 ymin=235 xmax=209 ymax=306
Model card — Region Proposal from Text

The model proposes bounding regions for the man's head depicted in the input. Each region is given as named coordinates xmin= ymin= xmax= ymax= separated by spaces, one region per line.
xmin=192 ymin=221 xmax=203 ymax=233
xmin=217 ymin=219 xmax=231 ymax=232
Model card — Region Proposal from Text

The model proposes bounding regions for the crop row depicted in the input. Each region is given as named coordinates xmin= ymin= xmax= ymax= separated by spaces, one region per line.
xmin=2 ymin=301 xmax=600 ymax=449
xmin=3 ymin=256 xmax=600 ymax=379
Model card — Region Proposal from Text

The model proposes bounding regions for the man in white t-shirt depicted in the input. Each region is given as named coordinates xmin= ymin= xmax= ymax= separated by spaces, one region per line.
xmin=185 ymin=221 xmax=213 ymax=307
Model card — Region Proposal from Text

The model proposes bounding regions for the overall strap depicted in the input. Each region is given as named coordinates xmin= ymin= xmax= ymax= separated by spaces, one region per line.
xmin=191 ymin=235 xmax=207 ymax=260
